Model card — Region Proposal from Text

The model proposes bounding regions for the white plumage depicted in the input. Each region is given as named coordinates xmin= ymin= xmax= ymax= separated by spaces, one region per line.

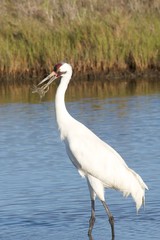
xmin=34 ymin=62 xmax=148 ymax=239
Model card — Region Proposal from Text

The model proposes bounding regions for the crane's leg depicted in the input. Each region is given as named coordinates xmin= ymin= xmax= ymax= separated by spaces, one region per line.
xmin=88 ymin=199 xmax=95 ymax=236
xmin=87 ymin=180 xmax=96 ymax=236
xmin=101 ymin=200 xmax=115 ymax=239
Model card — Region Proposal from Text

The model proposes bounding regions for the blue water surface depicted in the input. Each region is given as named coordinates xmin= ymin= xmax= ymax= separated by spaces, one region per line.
xmin=0 ymin=91 xmax=160 ymax=240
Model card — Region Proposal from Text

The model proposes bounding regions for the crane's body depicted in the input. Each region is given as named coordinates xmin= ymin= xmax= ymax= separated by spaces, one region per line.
xmin=33 ymin=62 xmax=148 ymax=239
xmin=63 ymin=119 xmax=146 ymax=210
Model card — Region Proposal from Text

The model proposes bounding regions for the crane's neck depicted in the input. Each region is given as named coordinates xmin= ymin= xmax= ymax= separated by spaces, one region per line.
xmin=55 ymin=74 xmax=73 ymax=139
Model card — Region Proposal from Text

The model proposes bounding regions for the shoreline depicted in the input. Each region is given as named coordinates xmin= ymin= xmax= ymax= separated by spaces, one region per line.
xmin=0 ymin=68 xmax=159 ymax=85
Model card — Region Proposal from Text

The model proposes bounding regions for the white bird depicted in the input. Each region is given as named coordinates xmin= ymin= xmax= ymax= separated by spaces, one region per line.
xmin=33 ymin=62 xmax=148 ymax=239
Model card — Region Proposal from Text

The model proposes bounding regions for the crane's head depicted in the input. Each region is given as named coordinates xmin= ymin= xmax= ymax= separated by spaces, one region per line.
xmin=32 ymin=62 xmax=72 ymax=99
xmin=53 ymin=62 xmax=72 ymax=78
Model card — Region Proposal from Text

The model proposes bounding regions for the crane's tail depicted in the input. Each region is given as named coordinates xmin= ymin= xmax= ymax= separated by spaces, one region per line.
xmin=123 ymin=168 xmax=148 ymax=212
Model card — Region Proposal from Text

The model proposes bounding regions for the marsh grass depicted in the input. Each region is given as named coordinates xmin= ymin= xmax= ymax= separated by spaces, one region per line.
xmin=0 ymin=0 xmax=160 ymax=82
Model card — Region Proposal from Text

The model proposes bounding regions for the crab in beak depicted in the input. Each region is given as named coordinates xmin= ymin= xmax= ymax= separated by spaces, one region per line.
xmin=32 ymin=71 xmax=58 ymax=99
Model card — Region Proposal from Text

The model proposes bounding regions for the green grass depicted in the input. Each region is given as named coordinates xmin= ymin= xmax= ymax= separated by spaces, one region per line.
xmin=0 ymin=0 xmax=160 ymax=82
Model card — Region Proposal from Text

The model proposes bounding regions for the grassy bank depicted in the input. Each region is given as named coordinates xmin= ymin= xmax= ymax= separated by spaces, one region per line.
xmin=0 ymin=0 xmax=160 ymax=83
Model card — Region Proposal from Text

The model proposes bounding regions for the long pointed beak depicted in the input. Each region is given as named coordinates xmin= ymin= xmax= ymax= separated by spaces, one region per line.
xmin=37 ymin=71 xmax=57 ymax=86
xmin=32 ymin=71 xmax=58 ymax=99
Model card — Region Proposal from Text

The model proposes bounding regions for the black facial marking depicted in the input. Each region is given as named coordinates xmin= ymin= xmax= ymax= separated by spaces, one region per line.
xmin=53 ymin=63 xmax=62 ymax=73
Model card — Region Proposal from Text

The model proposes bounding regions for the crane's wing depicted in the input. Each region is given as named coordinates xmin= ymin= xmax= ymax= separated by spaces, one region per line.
xmin=63 ymin=119 xmax=148 ymax=210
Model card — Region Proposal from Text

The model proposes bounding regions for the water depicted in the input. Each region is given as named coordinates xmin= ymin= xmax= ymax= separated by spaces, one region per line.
xmin=0 ymin=81 xmax=160 ymax=239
